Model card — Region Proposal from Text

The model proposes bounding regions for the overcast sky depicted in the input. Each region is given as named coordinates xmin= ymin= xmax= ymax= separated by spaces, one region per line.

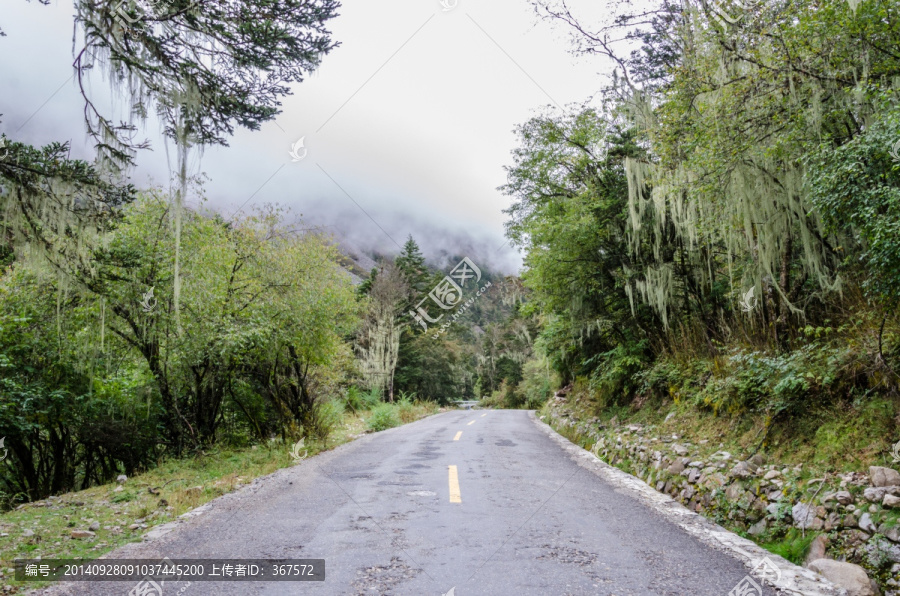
xmin=1 ymin=0 xmax=617 ymax=272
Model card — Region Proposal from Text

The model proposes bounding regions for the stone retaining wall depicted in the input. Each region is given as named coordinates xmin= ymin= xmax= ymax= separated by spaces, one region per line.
xmin=544 ymin=398 xmax=900 ymax=595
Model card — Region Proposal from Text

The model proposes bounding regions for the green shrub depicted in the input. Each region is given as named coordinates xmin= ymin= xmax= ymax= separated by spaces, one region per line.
xmin=367 ymin=403 xmax=400 ymax=432
xmin=503 ymin=380 xmax=524 ymax=408
xmin=479 ymin=389 xmax=505 ymax=408
xmin=343 ymin=386 xmax=382 ymax=412
xmin=520 ymin=356 xmax=558 ymax=409
xmin=396 ymin=394 xmax=417 ymax=423
xmin=311 ymin=399 xmax=345 ymax=446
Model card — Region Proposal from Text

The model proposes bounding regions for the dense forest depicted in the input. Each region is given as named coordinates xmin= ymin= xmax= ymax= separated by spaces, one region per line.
xmin=503 ymin=0 xmax=900 ymax=439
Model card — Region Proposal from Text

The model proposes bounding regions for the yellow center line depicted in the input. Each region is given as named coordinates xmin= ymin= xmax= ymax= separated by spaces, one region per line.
xmin=448 ymin=465 xmax=461 ymax=503
xmin=467 ymin=420 xmax=475 ymax=426
xmin=481 ymin=413 xmax=487 ymax=417
xmin=453 ymin=431 xmax=462 ymax=441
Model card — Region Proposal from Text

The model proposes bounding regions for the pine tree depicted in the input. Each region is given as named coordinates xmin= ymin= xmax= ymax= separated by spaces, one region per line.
xmin=395 ymin=235 xmax=429 ymax=299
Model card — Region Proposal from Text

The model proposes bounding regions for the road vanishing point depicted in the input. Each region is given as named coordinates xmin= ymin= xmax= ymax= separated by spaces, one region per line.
xmin=38 ymin=410 xmax=782 ymax=596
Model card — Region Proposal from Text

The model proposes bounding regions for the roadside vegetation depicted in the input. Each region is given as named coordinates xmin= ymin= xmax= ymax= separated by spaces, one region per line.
xmin=497 ymin=0 xmax=900 ymax=472
xmin=0 ymin=399 xmax=439 ymax=592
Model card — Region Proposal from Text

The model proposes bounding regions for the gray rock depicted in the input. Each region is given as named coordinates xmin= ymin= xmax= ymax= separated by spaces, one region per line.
xmin=804 ymin=535 xmax=829 ymax=567
xmin=70 ymin=530 xmax=95 ymax=539
xmin=687 ymin=468 xmax=702 ymax=483
xmin=667 ymin=460 xmax=685 ymax=475
xmin=835 ymin=491 xmax=854 ymax=505
xmin=885 ymin=526 xmax=900 ymax=543
xmin=869 ymin=466 xmax=900 ymax=488
xmin=859 ymin=512 xmax=877 ymax=533
xmin=730 ymin=461 xmax=756 ymax=478
xmin=88 ymin=521 xmax=100 ymax=531
xmin=764 ymin=469 xmax=781 ymax=480
xmin=865 ymin=487 xmax=888 ymax=502
xmin=824 ymin=512 xmax=842 ymax=531
xmin=793 ymin=502 xmax=818 ymax=529
xmin=116 ymin=474 xmax=127 ymax=484
xmin=671 ymin=443 xmax=689 ymax=456
xmin=749 ymin=453 xmax=766 ymax=467
xmin=807 ymin=559 xmax=878 ymax=596
xmin=664 ymin=412 xmax=675 ymax=422
xmin=703 ymin=472 xmax=727 ymax=489
xmin=22 ymin=529 xmax=34 ymax=537
xmin=726 ymin=482 xmax=745 ymax=501
xmin=748 ymin=519 xmax=767 ymax=536
xmin=884 ymin=494 xmax=900 ymax=508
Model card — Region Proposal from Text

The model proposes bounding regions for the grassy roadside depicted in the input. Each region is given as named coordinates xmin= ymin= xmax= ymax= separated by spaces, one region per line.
xmin=1 ymin=401 xmax=442 ymax=594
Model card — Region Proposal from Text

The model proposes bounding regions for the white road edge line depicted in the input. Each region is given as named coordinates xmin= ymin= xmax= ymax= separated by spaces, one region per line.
xmin=529 ymin=412 xmax=843 ymax=596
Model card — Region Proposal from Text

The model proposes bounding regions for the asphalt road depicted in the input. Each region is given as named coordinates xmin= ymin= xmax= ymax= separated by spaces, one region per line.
xmin=37 ymin=410 xmax=776 ymax=596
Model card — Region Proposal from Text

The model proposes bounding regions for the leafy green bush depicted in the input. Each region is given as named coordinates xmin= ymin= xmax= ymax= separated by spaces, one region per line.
xmin=396 ymin=394 xmax=417 ymax=423
xmin=520 ymin=356 xmax=558 ymax=409
xmin=501 ymin=380 xmax=524 ymax=408
xmin=586 ymin=343 xmax=648 ymax=409
xmin=311 ymin=399 xmax=345 ymax=445
xmin=479 ymin=389 xmax=505 ymax=409
xmin=367 ymin=403 xmax=400 ymax=432
xmin=343 ymin=386 xmax=380 ymax=412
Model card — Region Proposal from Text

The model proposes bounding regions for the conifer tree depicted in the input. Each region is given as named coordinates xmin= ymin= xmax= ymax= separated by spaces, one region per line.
xmin=395 ymin=235 xmax=429 ymax=299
